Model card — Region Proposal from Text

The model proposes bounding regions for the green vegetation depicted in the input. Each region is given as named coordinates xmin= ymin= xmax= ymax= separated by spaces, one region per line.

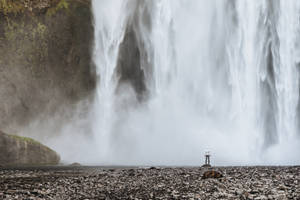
xmin=9 ymin=135 xmax=41 ymax=145
xmin=0 ymin=0 xmax=69 ymax=16
xmin=47 ymin=0 xmax=69 ymax=16
xmin=9 ymin=134 xmax=58 ymax=155
xmin=3 ymin=18 xmax=49 ymax=74
xmin=0 ymin=0 xmax=24 ymax=15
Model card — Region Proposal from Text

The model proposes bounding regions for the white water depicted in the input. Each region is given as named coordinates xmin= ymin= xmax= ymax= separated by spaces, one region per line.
xmin=91 ymin=0 xmax=300 ymax=166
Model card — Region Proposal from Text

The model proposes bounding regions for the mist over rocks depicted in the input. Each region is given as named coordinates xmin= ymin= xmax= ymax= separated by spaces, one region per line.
xmin=0 ymin=131 xmax=60 ymax=166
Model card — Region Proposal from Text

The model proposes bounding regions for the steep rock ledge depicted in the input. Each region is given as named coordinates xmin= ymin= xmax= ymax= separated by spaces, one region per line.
xmin=0 ymin=131 xmax=60 ymax=166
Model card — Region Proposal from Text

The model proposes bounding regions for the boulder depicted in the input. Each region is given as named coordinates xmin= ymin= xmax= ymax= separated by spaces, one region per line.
xmin=0 ymin=131 xmax=60 ymax=166
xmin=69 ymin=162 xmax=81 ymax=167
xmin=202 ymin=170 xmax=223 ymax=179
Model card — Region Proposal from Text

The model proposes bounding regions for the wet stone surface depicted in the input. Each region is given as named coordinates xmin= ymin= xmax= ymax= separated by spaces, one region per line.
xmin=0 ymin=166 xmax=299 ymax=199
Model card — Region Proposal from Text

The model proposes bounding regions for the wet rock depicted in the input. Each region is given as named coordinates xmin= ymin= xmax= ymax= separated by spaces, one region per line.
xmin=149 ymin=166 xmax=158 ymax=170
xmin=0 ymin=131 xmax=60 ymax=166
xmin=69 ymin=163 xmax=81 ymax=167
xmin=116 ymin=16 xmax=148 ymax=101
xmin=202 ymin=170 xmax=223 ymax=179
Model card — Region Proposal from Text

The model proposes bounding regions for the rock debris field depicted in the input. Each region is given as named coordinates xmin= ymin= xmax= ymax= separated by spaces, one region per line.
xmin=0 ymin=166 xmax=299 ymax=199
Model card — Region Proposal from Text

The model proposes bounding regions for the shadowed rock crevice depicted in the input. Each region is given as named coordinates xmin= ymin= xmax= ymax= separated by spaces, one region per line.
xmin=259 ymin=2 xmax=280 ymax=148
xmin=116 ymin=22 xmax=147 ymax=101
xmin=114 ymin=2 xmax=155 ymax=103
xmin=261 ymin=42 xmax=278 ymax=147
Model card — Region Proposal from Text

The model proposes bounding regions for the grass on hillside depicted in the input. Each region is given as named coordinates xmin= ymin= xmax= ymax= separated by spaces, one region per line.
xmin=9 ymin=134 xmax=42 ymax=145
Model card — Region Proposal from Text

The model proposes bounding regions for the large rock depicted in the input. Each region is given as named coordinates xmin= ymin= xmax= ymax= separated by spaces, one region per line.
xmin=0 ymin=131 xmax=60 ymax=166
xmin=202 ymin=170 xmax=223 ymax=179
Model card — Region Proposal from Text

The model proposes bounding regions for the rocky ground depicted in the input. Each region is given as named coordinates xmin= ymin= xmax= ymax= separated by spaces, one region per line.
xmin=0 ymin=166 xmax=299 ymax=199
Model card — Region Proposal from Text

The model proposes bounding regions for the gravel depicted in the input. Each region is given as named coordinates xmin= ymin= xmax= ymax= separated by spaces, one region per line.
xmin=0 ymin=166 xmax=299 ymax=199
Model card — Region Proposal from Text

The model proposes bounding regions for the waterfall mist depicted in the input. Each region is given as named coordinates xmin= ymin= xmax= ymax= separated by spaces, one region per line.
xmin=90 ymin=0 xmax=300 ymax=166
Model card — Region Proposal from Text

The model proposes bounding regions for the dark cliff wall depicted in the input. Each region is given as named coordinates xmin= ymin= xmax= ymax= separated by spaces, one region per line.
xmin=116 ymin=4 xmax=153 ymax=102
xmin=0 ymin=0 xmax=95 ymax=133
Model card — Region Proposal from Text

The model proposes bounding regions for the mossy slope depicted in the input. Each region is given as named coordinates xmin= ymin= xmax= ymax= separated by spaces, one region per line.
xmin=0 ymin=131 xmax=60 ymax=166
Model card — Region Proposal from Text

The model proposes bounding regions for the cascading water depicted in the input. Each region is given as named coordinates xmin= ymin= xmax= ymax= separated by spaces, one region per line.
xmin=92 ymin=0 xmax=300 ymax=165
xmin=91 ymin=0 xmax=129 ymax=163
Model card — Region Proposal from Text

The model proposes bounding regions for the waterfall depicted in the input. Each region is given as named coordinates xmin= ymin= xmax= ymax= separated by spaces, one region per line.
xmin=92 ymin=0 xmax=300 ymax=165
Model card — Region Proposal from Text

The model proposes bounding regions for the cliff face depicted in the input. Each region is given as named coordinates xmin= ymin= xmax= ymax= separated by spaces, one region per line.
xmin=0 ymin=0 xmax=95 ymax=133
xmin=0 ymin=131 xmax=60 ymax=166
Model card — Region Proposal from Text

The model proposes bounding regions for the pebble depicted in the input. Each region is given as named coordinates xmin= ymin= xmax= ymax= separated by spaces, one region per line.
xmin=0 ymin=166 xmax=299 ymax=199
